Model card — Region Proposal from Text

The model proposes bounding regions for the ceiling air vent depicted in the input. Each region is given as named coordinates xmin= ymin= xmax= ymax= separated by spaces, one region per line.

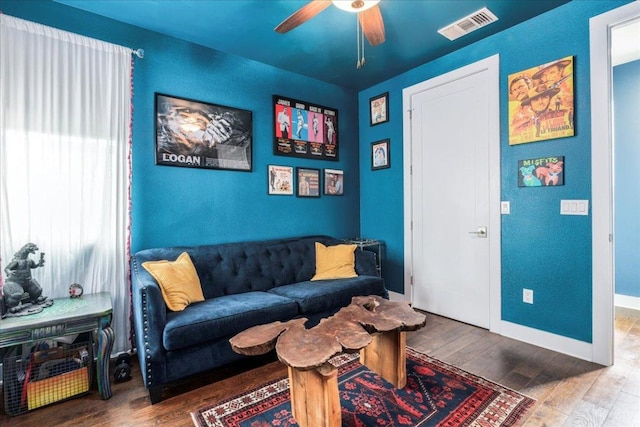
xmin=438 ymin=7 xmax=499 ymax=41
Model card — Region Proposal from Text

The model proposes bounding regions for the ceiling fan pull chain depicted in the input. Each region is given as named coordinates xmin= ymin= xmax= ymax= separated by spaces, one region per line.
xmin=356 ymin=14 xmax=361 ymax=69
xmin=361 ymin=17 xmax=366 ymax=68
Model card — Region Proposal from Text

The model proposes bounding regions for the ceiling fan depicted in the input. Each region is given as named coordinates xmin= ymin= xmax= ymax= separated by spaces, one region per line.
xmin=275 ymin=0 xmax=385 ymax=47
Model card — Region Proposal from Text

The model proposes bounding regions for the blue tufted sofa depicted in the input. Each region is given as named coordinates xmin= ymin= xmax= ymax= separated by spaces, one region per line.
xmin=130 ymin=235 xmax=387 ymax=403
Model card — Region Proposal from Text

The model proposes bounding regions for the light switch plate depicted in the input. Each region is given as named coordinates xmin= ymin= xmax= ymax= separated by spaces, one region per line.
xmin=561 ymin=200 xmax=589 ymax=216
xmin=501 ymin=201 xmax=510 ymax=215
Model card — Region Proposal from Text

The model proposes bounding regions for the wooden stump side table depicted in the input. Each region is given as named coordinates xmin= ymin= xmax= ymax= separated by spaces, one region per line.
xmin=230 ymin=296 xmax=426 ymax=427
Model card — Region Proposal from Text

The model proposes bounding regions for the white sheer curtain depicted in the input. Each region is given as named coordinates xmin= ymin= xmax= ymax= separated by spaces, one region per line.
xmin=0 ymin=15 xmax=133 ymax=354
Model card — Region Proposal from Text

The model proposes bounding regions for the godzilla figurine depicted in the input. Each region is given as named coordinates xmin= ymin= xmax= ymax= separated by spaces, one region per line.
xmin=2 ymin=243 xmax=52 ymax=316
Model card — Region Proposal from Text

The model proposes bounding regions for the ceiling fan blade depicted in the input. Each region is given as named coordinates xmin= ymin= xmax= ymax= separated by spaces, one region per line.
xmin=358 ymin=4 xmax=385 ymax=46
xmin=275 ymin=0 xmax=332 ymax=34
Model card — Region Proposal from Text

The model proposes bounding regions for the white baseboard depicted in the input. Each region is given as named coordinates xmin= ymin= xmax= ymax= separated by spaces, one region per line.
xmin=500 ymin=320 xmax=593 ymax=362
xmin=397 ymin=290 xmax=596 ymax=362
xmin=615 ymin=294 xmax=640 ymax=310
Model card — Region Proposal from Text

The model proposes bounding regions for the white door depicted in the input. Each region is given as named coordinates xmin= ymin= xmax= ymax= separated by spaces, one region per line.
xmin=590 ymin=1 xmax=640 ymax=365
xmin=405 ymin=57 xmax=500 ymax=329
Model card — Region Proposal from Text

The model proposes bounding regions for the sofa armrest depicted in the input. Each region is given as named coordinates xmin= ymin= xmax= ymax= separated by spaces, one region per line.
xmin=130 ymin=255 xmax=168 ymax=389
xmin=355 ymin=250 xmax=379 ymax=276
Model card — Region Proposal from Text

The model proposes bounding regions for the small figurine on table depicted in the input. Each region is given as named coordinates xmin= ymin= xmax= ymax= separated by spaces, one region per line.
xmin=2 ymin=243 xmax=52 ymax=317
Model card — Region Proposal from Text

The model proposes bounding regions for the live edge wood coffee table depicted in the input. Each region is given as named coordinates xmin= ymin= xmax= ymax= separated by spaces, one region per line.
xmin=230 ymin=295 xmax=426 ymax=427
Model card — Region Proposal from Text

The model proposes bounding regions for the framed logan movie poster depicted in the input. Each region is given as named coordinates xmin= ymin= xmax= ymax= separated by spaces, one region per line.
xmin=508 ymin=55 xmax=574 ymax=145
xmin=273 ymin=95 xmax=339 ymax=161
xmin=155 ymin=93 xmax=252 ymax=171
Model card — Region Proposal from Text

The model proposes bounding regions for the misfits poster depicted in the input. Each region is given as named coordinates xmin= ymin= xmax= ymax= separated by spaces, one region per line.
xmin=518 ymin=156 xmax=565 ymax=187
xmin=508 ymin=56 xmax=574 ymax=145
xmin=155 ymin=93 xmax=252 ymax=171
xmin=273 ymin=95 xmax=339 ymax=161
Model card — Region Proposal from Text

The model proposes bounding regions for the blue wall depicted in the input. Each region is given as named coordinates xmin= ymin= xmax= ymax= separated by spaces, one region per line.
xmin=614 ymin=59 xmax=640 ymax=298
xmin=359 ymin=0 xmax=632 ymax=343
xmin=1 ymin=0 xmax=361 ymax=253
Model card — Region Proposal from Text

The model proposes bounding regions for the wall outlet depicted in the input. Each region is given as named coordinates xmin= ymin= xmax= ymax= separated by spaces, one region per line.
xmin=523 ymin=288 xmax=534 ymax=304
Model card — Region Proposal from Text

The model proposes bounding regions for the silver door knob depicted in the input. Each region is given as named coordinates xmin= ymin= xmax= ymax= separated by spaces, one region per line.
xmin=468 ymin=226 xmax=487 ymax=238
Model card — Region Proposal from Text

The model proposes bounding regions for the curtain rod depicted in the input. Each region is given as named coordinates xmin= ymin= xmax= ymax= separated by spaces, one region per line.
xmin=132 ymin=48 xmax=144 ymax=59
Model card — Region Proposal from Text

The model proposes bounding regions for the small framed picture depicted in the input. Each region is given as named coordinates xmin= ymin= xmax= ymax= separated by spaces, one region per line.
xmin=296 ymin=167 xmax=321 ymax=197
xmin=268 ymin=165 xmax=293 ymax=195
xmin=517 ymin=156 xmax=565 ymax=187
xmin=371 ymin=139 xmax=390 ymax=170
xmin=324 ymin=169 xmax=344 ymax=196
xmin=369 ymin=92 xmax=389 ymax=126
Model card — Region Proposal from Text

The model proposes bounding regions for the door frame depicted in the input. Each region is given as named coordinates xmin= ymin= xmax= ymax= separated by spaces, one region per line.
xmin=402 ymin=55 xmax=501 ymax=333
xmin=590 ymin=1 xmax=640 ymax=366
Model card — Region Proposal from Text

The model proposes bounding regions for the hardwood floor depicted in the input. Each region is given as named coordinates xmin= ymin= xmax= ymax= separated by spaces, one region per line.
xmin=407 ymin=307 xmax=640 ymax=427
xmin=1 ymin=307 xmax=638 ymax=426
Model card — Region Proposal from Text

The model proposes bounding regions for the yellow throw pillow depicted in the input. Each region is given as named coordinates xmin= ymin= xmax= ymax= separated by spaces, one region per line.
xmin=142 ymin=252 xmax=205 ymax=311
xmin=311 ymin=242 xmax=358 ymax=281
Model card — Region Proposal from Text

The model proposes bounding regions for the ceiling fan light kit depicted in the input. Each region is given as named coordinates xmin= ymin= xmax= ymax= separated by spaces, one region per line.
xmin=332 ymin=0 xmax=380 ymax=13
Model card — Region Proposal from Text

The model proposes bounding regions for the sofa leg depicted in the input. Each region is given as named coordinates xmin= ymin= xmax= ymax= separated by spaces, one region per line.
xmin=149 ymin=386 xmax=163 ymax=404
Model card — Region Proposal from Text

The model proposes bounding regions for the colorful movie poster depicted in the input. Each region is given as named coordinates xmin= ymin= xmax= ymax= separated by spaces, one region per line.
xmin=324 ymin=169 xmax=344 ymax=195
xmin=508 ymin=56 xmax=574 ymax=145
xmin=517 ymin=156 xmax=564 ymax=187
xmin=296 ymin=168 xmax=320 ymax=197
xmin=273 ymin=95 xmax=338 ymax=161
xmin=268 ymin=165 xmax=293 ymax=195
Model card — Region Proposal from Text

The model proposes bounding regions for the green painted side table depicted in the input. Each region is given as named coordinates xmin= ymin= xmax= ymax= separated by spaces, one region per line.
xmin=0 ymin=292 xmax=114 ymax=400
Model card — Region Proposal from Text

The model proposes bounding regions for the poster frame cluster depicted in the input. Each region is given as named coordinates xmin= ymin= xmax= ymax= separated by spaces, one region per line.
xmin=267 ymin=165 xmax=344 ymax=197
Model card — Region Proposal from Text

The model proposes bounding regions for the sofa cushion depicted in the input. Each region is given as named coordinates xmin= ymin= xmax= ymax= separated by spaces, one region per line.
xmin=311 ymin=242 xmax=357 ymax=281
xmin=163 ymin=291 xmax=299 ymax=351
xmin=267 ymin=276 xmax=386 ymax=315
xmin=142 ymin=252 xmax=205 ymax=311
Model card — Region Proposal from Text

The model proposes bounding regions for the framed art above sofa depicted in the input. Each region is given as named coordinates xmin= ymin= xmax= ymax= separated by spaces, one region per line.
xmin=154 ymin=93 xmax=253 ymax=171
xmin=296 ymin=167 xmax=321 ymax=197
xmin=273 ymin=95 xmax=339 ymax=161
xmin=324 ymin=169 xmax=344 ymax=196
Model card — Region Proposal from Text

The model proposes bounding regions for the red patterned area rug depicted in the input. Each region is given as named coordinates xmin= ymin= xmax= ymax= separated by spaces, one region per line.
xmin=191 ymin=347 xmax=535 ymax=427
